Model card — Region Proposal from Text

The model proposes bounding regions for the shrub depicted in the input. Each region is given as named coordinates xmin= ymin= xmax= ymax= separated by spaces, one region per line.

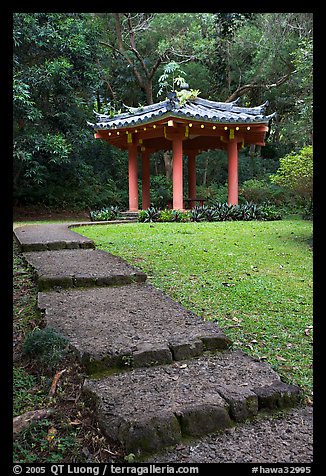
xmin=149 ymin=176 xmax=172 ymax=209
xmin=239 ymin=179 xmax=285 ymax=205
xmin=232 ymin=202 xmax=259 ymax=221
xmin=158 ymin=209 xmax=174 ymax=222
xmin=201 ymin=206 xmax=218 ymax=222
xmin=190 ymin=206 xmax=206 ymax=222
xmin=89 ymin=206 xmax=121 ymax=221
xmin=138 ymin=210 xmax=147 ymax=223
xmin=270 ymin=145 xmax=313 ymax=216
xmin=258 ymin=202 xmax=283 ymax=221
xmin=138 ymin=207 xmax=160 ymax=223
xmin=138 ymin=210 xmax=147 ymax=222
xmin=209 ymin=202 xmax=235 ymax=221
xmin=172 ymin=210 xmax=190 ymax=222
xmin=197 ymin=183 xmax=228 ymax=202
xmin=22 ymin=328 xmax=69 ymax=371
xmin=138 ymin=203 xmax=282 ymax=223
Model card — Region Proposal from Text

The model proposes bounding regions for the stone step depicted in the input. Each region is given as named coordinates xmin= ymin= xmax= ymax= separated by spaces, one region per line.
xmin=23 ymin=249 xmax=147 ymax=290
xmin=14 ymin=224 xmax=95 ymax=251
xmin=83 ymin=350 xmax=302 ymax=456
xmin=120 ymin=211 xmax=139 ymax=218
xmin=37 ymin=283 xmax=231 ymax=373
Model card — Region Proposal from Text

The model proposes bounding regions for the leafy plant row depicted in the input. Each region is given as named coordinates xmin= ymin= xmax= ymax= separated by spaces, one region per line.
xmin=89 ymin=205 xmax=121 ymax=221
xmin=138 ymin=202 xmax=282 ymax=223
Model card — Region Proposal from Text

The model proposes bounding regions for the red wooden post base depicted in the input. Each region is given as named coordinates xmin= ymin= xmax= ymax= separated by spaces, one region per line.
xmin=128 ymin=144 xmax=138 ymax=211
xmin=228 ymin=140 xmax=238 ymax=205
xmin=142 ymin=151 xmax=150 ymax=210
xmin=172 ymin=137 xmax=184 ymax=210
xmin=187 ymin=151 xmax=197 ymax=205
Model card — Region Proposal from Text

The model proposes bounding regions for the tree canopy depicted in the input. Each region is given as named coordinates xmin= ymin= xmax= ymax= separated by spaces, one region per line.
xmin=13 ymin=12 xmax=313 ymax=211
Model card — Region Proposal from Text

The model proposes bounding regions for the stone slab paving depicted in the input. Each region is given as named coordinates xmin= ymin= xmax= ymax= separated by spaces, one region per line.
xmin=38 ymin=283 xmax=231 ymax=371
xmin=14 ymin=222 xmax=307 ymax=459
xmin=145 ymin=406 xmax=313 ymax=463
xmin=14 ymin=224 xmax=95 ymax=251
xmin=83 ymin=350 xmax=302 ymax=455
xmin=23 ymin=249 xmax=147 ymax=290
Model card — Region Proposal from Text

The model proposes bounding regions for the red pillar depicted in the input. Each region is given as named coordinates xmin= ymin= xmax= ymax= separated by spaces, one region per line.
xmin=227 ymin=140 xmax=238 ymax=205
xmin=187 ymin=151 xmax=197 ymax=204
xmin=141 ymin=151 xmax=150 ymax=210
xmin=128 ymin=144 xmax=138 ymax=211
xmin=172 ymin=136 xmax=184 ymax=210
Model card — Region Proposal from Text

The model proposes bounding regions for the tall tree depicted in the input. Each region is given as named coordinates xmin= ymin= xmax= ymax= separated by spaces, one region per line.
xmin=99 ymin=13 xmax=162 ymax=104
xmin=96 ymin=13 xmax=217 ymax=106
xmin=13 ymin=13 xmax=103 ymax=202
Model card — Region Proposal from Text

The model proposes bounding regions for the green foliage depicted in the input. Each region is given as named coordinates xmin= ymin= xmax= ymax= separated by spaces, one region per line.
xmin=270 ymin=146 xmax=313 ymax=216
xmin=158 ymin=209 xmax=175 ymax=222
xmin=121 ymin=355 xmax=134 ymax=368
xmin=13 ymin=13 xmax=104 ymax=204
xmin=190 ymin=206 xmax=207 ymax=222
xmin=239 ymin=179 xmax=286 ymax=205
xmin=148 ymin=176 xmax=172 ymax=209
xmin=257 ymin=203 xmax=283 ymax=221
xmin=197 ymin=183 xmax=228 ymax=203
xmin=90 ymin=206 xmax=121 ymax=221
xmin=138 ymin=203 xmax=282 ymax=223
xmin=157 ymin=61 xmax=187 ymax=97
xmin=22 ymin=328 xmax=69 ymax=371
xmin=138 ymin=210 xmax=147 ymax=223
xmin=124 ymin=453 xmax=136 ymax=463
xmin=176 ymin=88 xmax=201 ymax=106
xmin=270 ymin=146 xmax=313 ymax=198
xmin=171 ymin=210 xmax=190 ymax=222
xmin=139 ymin=207 xmax=160 ymax=223
xmin=290 ymin=37 xmax=313 ymax=140
xmin=156 ymin=209 xmax=190 ymax=223
xmin=13 ymin=418 xmax=82 ymax=463
xmin=156 ymin=58 xmax=201 ymax=104
xmin=13 ymin=367 xmax=47 ymax=417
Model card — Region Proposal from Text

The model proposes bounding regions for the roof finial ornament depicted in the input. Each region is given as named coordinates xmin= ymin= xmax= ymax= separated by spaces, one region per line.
xmin=167 ymin=91 xmax=178 ymax=110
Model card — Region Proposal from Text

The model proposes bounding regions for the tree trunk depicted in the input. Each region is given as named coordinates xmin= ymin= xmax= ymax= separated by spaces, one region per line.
xmin=144 ymin=81 xmax=153 ymax=105
xmin=163 ymin=151 xmax=173 ymax=181
xmin=249 ymin=144 xmax=256 ymax=157
xmin=202 ymin=156 xmax=208 ymax=185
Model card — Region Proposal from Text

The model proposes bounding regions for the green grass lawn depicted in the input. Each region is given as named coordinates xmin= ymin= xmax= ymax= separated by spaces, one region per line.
xmin=13 ymin=219 xmax=78 ymax=229
xmin=73 ymin=217 xmax=313 ymax=398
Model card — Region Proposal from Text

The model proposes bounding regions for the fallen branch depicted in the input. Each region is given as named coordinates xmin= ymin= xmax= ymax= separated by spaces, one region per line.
xmin=13 ymin=409 xmax=55 ymax=437
xmin=48 ymin=368 xmax=67 ymax=398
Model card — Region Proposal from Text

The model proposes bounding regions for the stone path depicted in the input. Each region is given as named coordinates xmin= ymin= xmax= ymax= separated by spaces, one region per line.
xmin=24 ymin=249 xmax=146 ymax=290
xmin=14 ymin=222 xmax=309 ymax=460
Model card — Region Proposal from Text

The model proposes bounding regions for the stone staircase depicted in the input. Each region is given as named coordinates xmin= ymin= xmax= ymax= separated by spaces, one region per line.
xmin=120 ymin=211 xmax=139 ymax=221
xmin=14 ymin=222 xmax=303 ymax=458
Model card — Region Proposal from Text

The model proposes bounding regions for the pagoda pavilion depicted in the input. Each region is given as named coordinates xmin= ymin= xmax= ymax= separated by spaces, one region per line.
xmin=89 ymin=92 xmax=275 ymax=211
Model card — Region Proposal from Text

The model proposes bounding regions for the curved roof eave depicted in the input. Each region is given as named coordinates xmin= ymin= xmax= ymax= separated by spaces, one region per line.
xmin=89 ymin=97 xmax=275 ymax=131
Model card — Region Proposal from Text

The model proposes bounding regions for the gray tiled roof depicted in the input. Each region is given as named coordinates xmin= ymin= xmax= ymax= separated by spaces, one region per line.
xmin=89 ymin=95 xmax=276 ymax=131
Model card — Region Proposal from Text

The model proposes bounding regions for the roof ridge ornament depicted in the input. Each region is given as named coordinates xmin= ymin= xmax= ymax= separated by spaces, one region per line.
xmin=88 ymin=95 xmax=276 ymax=130
xmin=167 ymin=91 xmax=179 ymax=110
xmin=232 ymin=97 xmax=241 ymax=105
xmin=123 ymin=103 xmax=141 ymax=114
